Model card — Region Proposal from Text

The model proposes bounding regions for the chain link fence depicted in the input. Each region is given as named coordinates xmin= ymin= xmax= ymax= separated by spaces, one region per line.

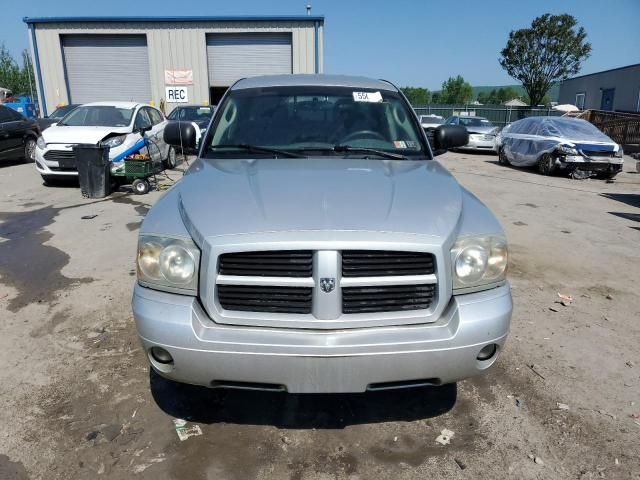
xmin=413 ymin=105 xmax=563 ymax=128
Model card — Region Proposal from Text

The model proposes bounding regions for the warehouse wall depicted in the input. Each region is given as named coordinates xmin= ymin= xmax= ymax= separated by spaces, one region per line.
xmin=558 ymin=65 xmax=640 ymax=113
xmin=32 ymin=20 xmax=322 ymax=115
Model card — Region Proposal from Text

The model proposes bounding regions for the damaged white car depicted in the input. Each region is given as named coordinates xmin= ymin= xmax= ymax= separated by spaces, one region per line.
xmin=496 ymin=116 xmax=623 ymax=179
xmin=34 ymin=102 xmax=176 ymax=183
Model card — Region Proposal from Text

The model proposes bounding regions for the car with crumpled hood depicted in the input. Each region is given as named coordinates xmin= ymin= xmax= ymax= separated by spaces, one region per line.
xmin=34 ymin=102 xmax=176 ymax=184
xmin=132 ymin=74 xmax=512 ymax=394
xmin=496 ymin=116 xmax=623 ymax=179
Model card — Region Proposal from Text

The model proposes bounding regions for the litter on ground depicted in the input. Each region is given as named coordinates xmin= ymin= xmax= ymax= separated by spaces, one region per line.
xmin=173 ymin=418 xmax=203 ymax=441
xmin=435 ymin=428 xmax=455 ymax=445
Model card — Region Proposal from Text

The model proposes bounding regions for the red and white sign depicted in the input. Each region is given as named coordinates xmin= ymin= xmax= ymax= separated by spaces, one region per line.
xmin=164 ymin=70 xmax=194 ymax=86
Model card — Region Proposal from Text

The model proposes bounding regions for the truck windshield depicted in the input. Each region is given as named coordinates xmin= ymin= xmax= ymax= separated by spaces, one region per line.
xmin=205 ymin=86 xmax=429 ymax=159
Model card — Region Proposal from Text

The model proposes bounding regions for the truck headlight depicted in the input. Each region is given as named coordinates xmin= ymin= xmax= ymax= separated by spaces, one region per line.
xmin=451 ymin=235 xmax=508 ymax=291
xmin=101 ymin=134 xmax=127 ymax=148
xmin=37 ymin=136 xmax=46 ymax=149
xmin=137 ymin=235 xmax=200 ymax=294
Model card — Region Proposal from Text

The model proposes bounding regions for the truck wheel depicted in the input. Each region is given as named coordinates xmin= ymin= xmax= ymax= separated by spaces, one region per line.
xmin=537 ymin=153 xmax=556 ymax=176
xmin=163 ymin=146 xmax=177 ymax=169
xmin=23 ymin=138 xmax=37 ymax=163
xmin=132 ymin=179 xmax=150 ymax=195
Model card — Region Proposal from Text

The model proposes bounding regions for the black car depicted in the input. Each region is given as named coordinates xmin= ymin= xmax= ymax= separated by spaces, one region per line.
xmin=167 ymin=105 xmax=214 ymax=132
xmin=0 ymin=104 xmax=41 ymax=163
xmin=37 ymin=104 xmax=80 ymax=131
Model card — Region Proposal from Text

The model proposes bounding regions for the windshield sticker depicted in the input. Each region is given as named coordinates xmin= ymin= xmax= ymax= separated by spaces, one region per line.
xmin=393 ymin=140 xmax=407 ymax=148
xmin=353 ymin=91 xmax=383 ymax=103
xmin=405 ymin=140 xmax=418 ymax=149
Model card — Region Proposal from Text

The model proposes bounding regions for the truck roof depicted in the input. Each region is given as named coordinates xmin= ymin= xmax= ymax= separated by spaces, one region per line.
xmin=232 ymin=74 xmax=397 ymax=92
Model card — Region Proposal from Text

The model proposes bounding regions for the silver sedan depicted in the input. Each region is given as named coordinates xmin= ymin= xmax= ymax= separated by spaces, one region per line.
xmin=445 ymin=115 xmax=498 ymax=152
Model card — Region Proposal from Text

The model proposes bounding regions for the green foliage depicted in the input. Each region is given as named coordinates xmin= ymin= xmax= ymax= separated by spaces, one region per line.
xmin=439 ymin=75 xmax=473 ymax=104
xmin=524 ymin=93 xmax=552 ymax=106
xmin=0 ymin=44 xmax=35 ymax=98
xmin=472 ymin=84 xmax=560 ymax=103
xmin=401 ymin=87 xmax=430 ymax=105
xmin=477 ymin=86 xmax=521 ymax=105
xmin=499 ymin=13 xmax=591 ymax=107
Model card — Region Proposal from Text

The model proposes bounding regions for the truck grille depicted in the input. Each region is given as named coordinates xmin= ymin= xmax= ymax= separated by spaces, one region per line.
xmin=217 ymin=285 xmax=312 ymax=314
xmin=343 ymin=284 xmax=436 ymax=313
xmin=215 ymin=249 xmax=438 ymax=320
xmin=342 ymin=251 xmax=435 ymax=277
xmin=219 ymin=250 xmax=313 ymax=277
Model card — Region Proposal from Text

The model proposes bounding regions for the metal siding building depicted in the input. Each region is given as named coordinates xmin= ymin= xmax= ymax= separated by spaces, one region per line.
xmin=558 ymin=64 xmax=640 ymax=113
xmin=24 ymin=16 xmax=324 ymax=116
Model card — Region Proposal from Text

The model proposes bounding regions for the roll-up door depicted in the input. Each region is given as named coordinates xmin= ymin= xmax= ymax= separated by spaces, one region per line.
xmin=206 ymin=33 xmax=292 ymax=87
xmin=62 ymin=35 xmax=151 ymax=103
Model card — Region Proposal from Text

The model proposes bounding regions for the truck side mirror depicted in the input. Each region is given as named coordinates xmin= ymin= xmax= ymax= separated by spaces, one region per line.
xmin=164 ymin=121 xmax=197 ymax=152
xmin=432 ymin=125 xmax=469 ymax=156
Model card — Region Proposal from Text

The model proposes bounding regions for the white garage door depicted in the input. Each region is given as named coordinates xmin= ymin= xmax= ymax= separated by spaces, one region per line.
xmin=206 ymin=33 xmax=292 ymax=87
xmin=62 ymin=35 xmax=151 ymax=104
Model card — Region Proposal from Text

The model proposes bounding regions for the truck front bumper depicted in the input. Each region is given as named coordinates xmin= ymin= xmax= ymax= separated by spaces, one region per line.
xmin=132 ymin=283 xmax=512 ymax=393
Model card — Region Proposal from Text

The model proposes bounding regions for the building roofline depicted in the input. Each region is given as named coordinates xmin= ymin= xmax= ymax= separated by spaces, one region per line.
xmin=562 ymin=63 xmax=640 ymax=82
xmin=23 ymin=15 xmax=324 ymax=25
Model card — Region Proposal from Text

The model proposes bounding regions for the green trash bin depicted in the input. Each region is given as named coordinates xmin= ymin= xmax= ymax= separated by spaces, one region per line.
xmin=74 ymin=144 xmax=111 ymax=198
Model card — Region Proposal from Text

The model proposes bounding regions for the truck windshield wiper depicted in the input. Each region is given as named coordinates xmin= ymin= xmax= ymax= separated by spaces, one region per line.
xmin=333 ymin=145 xmax=408 ymax=160
xmin=293 ymin=145 xmax=408 ymax=160
xmin=210 ymin=144 xmax=306 ymax=158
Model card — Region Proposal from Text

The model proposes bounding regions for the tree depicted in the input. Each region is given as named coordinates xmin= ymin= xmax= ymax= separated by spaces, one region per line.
xmin=0 ymin=44 xmax=35 ymax=98
xmin=477 ymin=86 xmax=523 ymax=105
xmin=400 ymin=87 xmax=430 ymax=106
xmin=439 ymin=75 xmax=473 ymax=104
xmin=525 ymin=93 xmax=551 ymax=106
xmin=499 ymin=13 xmax=591 ymax=107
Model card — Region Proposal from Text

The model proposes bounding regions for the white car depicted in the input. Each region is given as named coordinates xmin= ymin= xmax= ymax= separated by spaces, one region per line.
xmin=419 ymin=114 xmax=444 ymax=129
xmin=35 ymin=102 xmax=176 ymax=183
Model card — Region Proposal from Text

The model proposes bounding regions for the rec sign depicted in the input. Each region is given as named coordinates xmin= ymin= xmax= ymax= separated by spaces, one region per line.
xmin=166 ymin=86 xmax=189 ymax=103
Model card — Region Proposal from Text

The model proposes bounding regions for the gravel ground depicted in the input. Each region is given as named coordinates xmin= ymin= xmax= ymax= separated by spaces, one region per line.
xmin=0 ymin=152 xmax=639 ymax=480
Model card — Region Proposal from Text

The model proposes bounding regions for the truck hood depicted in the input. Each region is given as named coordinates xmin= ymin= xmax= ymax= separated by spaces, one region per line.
xmin=42 ymin=125 xmax=130 ymax=145
xmin=177 ymin=158 xmax=463 ymax=239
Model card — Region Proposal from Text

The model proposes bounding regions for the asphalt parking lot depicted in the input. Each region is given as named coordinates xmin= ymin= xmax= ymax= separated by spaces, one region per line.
xmin=1 ymin=152 xmax=639 ymax=480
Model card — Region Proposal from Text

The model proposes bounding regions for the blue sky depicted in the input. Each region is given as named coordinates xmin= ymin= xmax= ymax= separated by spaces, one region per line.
xmin=2 ymin=0 xmax=638 ymax=89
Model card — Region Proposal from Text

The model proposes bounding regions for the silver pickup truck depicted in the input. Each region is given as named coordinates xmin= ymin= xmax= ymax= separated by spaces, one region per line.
xmin=132 ymin=75 xmax=512 ymax=393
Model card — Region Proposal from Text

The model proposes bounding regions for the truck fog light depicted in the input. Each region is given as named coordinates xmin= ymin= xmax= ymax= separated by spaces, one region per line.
xmin=477 ymin=344 xmax=497 ymax=361
xmin=150 ymin=347 xmax=173 ymax=364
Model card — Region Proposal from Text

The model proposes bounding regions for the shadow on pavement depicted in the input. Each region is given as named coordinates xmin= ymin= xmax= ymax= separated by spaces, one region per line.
xmin=608 ymin=211 xmax=640 ymax=223
xmin=600 ymin=192 xmax=640 ymax=209
xmin=149 ymin=370 xmax=457 ymax=429
xmin=0 ymin=159 xmax=27 ymax=169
